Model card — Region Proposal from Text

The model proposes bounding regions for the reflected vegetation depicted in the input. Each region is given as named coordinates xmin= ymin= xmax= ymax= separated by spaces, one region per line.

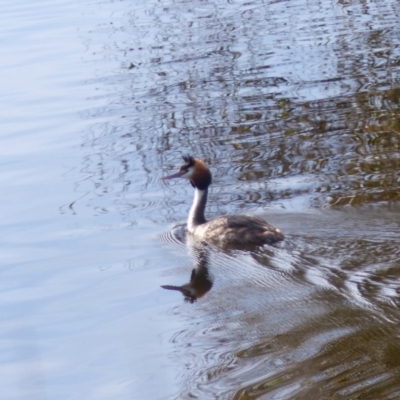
xmin=77 ymin=0 xmax=400 ymax=399
xmin=78 ymin=1 xmax=400 ymax=219
xmin=159 ymin=210 xmax=400 ymax=400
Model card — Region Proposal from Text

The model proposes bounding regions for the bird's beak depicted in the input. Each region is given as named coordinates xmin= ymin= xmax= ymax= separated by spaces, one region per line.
xmin=161 ymin=171 xmax=184 ymax=180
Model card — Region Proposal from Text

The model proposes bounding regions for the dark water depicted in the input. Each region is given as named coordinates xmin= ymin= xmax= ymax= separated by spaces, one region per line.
xmin=2 ymin=0 xmax=400 ymax=399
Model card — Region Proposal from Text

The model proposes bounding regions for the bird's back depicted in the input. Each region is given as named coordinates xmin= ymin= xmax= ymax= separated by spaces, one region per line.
xmin=191 ymin=214 xmax=284 ymax=246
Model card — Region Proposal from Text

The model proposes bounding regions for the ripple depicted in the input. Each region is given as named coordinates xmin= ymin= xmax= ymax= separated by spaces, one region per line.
xmin=72 ymin=0 xmax=400 ymax=398
xmin=158 ymin=207 xmax=400 ymax=399
xmin=156 ymin=224 xmax=187 ymax=250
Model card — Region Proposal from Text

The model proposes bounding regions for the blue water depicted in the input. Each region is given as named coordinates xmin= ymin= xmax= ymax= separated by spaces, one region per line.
xmin=1 ymin=1 xmax=181 ymax=398
xmin=2 ymin=0 xmax=400 ymax=399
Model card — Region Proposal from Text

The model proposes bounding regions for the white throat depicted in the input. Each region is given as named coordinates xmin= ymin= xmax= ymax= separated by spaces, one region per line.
xmin=187 ymin=188 xmax=207 ymax=232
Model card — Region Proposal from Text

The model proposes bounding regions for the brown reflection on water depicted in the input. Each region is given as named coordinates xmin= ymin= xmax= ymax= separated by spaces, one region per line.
xmin=162 ymin=209 xmax=400 ymax=399
xmin=234 ymin=314 xmax=400 ymax=399
xmin=78 ymin=0 xmax=400 ymax=398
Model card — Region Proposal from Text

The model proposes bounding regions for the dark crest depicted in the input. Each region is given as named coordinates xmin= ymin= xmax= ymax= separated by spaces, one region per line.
xmin=179 ymin=155 xmax=212 ymax=190
xmin=182 ymin=155 xmax=195 ymax=167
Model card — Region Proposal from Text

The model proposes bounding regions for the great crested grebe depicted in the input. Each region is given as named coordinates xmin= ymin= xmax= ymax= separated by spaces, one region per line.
xmin=162 ymin=155 xmax=284 ymax=246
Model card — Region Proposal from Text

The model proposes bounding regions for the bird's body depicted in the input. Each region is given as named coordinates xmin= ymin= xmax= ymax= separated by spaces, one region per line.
xmin=162 ymin=156 xmax=284 ymax=247
xmin=189 ymin=213 xmax=283 ymax=246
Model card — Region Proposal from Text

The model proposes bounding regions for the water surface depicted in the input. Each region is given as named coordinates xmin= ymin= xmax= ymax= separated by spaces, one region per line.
xmin=1 ymin=0 xmax=400 ymax=399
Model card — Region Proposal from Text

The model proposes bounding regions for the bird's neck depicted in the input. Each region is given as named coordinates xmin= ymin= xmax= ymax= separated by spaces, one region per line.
xmin=187 ymin=188 xmax=208 ymax=232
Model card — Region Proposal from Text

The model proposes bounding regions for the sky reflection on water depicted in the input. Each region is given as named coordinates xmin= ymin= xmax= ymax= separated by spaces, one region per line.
xmin=1 ymin=0 xmax=400 ymax=399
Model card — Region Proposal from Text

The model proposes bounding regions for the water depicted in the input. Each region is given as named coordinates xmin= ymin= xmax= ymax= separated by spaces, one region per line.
xmin=1 ymin=0 xmax=400 ymax=399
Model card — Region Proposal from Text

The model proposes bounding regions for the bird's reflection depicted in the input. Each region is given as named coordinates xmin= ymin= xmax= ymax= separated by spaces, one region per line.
xmin=161 ymin=245 xmax=213 ymax=303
